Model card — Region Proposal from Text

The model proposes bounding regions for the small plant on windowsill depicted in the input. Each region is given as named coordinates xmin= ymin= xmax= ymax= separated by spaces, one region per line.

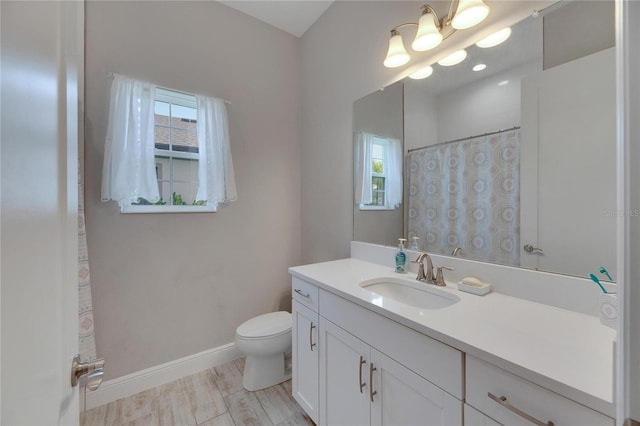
xmin=172 ymin=192 xmax=188 ymax=206
xmin=192 ymin=200 xmax=206 ymax=206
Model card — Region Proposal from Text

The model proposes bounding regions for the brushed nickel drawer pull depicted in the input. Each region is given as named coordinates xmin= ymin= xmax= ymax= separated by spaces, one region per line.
xmin=309 ymin=323 xmax=316 ymax=351
xmin=369 ymin=363 xmax=377 ymax=402
xmin=359 ymin=356 xmax=366 ymax=393
xmin=294 ymin=288 xmax=310 ymax=298
xmin=488 ymin=392 xmax=554 ymax=426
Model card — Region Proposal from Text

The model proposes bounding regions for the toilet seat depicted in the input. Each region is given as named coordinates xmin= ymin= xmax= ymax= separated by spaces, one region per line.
xmin=236 ymin=311 xmax=291 ymax=339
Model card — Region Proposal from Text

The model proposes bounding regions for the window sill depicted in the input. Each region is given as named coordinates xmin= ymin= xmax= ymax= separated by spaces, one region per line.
xmin=121 ymin=205 xmax=216 ymax=214
xmin=358 ymin=205 xmax=396 ymax=211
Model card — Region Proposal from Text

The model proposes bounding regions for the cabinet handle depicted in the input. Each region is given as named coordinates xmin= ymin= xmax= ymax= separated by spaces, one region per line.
xmin=488 ymin=392 xmax=554 ymax=426
xmin=358 ymin=356 xmax=366 ymax=393
xmin=309 ymin=323 xmax=316 ymax=351
xmin=294 ymin=288 xmax=310 ymax=298
xmin=369 ymin=363 xmax=377 ymax=402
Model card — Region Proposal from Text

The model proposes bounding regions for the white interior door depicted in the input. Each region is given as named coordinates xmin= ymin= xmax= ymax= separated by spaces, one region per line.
xmin=1 ymin=1 xmax=82 ymax=424
xmin=520 ymin=47 xmax=616 ymax=276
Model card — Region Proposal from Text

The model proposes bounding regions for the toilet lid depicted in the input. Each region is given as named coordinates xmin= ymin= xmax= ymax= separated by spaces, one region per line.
xmin=236 ymin=311 xmax=291 ymax=338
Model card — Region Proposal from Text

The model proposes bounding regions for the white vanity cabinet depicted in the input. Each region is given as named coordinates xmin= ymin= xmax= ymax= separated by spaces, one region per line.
xmin=292 ymin=276 xmax=463 ymax=426
xmin=289 ymin=258 xmax=616 ymax=426
xmin=292 ymin=278 xmax=320 ymax=424
xmin=319 ymin=315 xmax=462 ymax=426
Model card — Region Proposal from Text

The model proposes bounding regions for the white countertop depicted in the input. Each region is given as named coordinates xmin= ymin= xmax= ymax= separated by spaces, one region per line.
xmin=289 ymin=258 xmax=616 ymax=418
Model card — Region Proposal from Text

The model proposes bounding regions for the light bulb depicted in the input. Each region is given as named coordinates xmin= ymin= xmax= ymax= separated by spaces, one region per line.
xmin=437 ymin=50 xmax=467 ymax=66
xmin=476 ymin=27 xmax=512 ymax=48
xmin=409 ymin=66 xmax=434 ymax=79
xmin=411 ymin=12 xmax=443 ymax=51
xmin=384 ymin=33 xmax=410 ymax=68
xmin=451 ymin=0 xmax=490 ymax=30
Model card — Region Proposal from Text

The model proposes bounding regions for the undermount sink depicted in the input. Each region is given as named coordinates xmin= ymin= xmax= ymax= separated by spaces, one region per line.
xmin=359 ymin=277 xmax=460 ymax=310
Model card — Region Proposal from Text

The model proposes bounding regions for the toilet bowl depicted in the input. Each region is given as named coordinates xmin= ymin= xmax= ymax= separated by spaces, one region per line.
xmin=235 ymin=311 xmax=292 ymax=391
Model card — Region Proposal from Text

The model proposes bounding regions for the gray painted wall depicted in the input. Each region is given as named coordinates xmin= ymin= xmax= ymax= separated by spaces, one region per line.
xmin=85 ymin=1 xmax=301 ymax=379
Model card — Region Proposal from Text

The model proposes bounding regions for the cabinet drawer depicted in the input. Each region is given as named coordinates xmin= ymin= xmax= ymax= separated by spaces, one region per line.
xmin=292 ymin=277 xmax=319 ymax=311
xmin=466 ymin=356 xmax=614 ymax=426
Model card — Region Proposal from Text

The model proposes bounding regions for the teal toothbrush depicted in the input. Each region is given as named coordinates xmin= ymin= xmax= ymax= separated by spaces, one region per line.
xmin=589 ymin=273 xmax=608 ymax=294
xmin=599 ymin=266 xmax=613 ymax=281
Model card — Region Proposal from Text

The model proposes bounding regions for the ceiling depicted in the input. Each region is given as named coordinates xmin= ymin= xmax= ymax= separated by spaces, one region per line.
xmin=218 ymin=1 xmax=334 ymax=38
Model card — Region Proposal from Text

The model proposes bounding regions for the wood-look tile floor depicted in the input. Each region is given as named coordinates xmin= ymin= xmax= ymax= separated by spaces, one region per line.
xmin=81 ymin=358 xmax=314 ymax=426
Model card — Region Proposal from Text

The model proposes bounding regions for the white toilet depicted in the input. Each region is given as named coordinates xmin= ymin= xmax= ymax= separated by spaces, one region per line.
xmin=234 ymin=311 xmax=292 ymax=391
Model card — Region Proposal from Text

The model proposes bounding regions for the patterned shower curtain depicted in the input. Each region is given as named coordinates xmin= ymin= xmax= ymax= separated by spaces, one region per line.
xmin=79 ymin=140 xmax=97 ymax=360
xmin=407 ymin=129 xmax=521 ymax=266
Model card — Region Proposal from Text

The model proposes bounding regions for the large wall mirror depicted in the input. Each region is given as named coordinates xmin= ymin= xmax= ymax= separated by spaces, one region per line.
xmin=353 ymin=0 xmax=616 ymax=280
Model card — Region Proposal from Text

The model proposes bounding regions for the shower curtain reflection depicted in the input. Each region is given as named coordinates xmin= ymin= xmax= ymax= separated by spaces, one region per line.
xmin=407 ymin=128 xmax=521 ymax=266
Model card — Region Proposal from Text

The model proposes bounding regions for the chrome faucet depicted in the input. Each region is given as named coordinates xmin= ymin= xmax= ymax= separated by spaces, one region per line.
xmin=413 ymin=253 xmax=435 ymax=284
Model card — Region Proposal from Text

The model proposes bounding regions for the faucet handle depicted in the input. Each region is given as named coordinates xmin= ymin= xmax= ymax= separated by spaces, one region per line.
xmin=434 ymin=266 xmax=454 ymax=287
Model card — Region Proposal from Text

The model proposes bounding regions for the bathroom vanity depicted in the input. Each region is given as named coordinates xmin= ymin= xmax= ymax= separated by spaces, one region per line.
xmin=289 ymin=256 xmax=615 ymax=425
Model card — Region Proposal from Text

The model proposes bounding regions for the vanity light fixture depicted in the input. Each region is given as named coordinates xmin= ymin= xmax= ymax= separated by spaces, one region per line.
xmin=437 ymin=49 xmax=467 ymax=66
xmin=383 ymin=0 xmax=490 ymax=68
xmin=409 ymin=65 xmax=434 ymax=79
xmin=476 ymin=27 xmax=512 ymax=48
xmin=384 ymin=31 xmax=411 ymax=68
xmin=472 ymin=63 xmax=487 ymax=71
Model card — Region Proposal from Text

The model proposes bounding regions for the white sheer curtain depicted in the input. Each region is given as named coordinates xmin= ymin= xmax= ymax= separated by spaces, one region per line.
xmin=354 ymin=132 xmax=374 ymax=205
xmin=195 ymin=95 xmax=237 ymax=209
xmin=101 ymin=74 xmax=159 ymax=207
xmin=386 ymin=138 xmax=403 ymax=208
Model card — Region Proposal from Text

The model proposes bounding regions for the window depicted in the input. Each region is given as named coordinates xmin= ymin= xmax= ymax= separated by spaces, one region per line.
xmin=366 ymin=137 xmax=388 ymax=208
xmin=357 ymin=135 xmax=402 ymax=210
xmin=150 ymin=88 xmax=203 ymax=207
xmin=102 ymin=74 xmax=236 ymax=213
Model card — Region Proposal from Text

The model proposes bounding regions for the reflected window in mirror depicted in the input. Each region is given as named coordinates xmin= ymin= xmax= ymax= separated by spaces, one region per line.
xmin=355 ymin=133 xmax=402 ymax=211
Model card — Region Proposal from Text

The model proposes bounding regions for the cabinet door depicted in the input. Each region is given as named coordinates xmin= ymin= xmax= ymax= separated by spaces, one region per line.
xmin=319 ymin=318 xmax=370 ymax=426
xmin=370 ymin=349 xmax=462 ymax=426
xmin=464 ymin=404 xmax=502 ymax=426
xmin=292 ymin=301 xmax=319 ymax=424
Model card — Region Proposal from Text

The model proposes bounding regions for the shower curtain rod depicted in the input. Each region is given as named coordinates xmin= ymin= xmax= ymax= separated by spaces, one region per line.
xmin=106 ymin=72 xmax=232 ymax=105
xmin=407 ymin=126 xmax=520 ymax=153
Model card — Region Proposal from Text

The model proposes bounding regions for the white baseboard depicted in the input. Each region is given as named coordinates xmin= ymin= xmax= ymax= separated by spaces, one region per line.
xmin=85 ymin=342 xmax=242 ymax=410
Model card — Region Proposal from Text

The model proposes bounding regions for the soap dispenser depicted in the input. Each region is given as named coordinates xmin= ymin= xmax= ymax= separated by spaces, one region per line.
xmin=395 ymin=238 xmax=407 ymax=273
xmin=409 ymin=236 xmax=420 ymax=251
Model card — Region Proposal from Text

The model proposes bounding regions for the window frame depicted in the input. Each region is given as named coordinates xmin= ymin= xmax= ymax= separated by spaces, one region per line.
xmin=359 ymin=136 xmax=394 ymax=211
xmin=121 ymin=87 xmax=216 ymax=214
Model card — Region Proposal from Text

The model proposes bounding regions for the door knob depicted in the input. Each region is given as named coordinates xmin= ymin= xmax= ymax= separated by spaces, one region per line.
xmin=71 ymin=354 xmax=105 ymax=388
xmin=523 ymin=244 xmax=543 ymax=254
